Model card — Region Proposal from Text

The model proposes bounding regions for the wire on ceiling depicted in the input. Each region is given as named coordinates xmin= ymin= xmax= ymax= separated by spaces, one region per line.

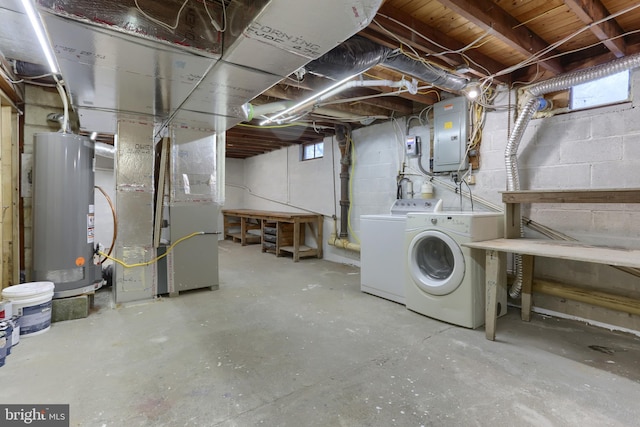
xmin=134 ymin=0 xmax=226 ymax=33
xmin=484 ymin=2 xmax=640 ymax=81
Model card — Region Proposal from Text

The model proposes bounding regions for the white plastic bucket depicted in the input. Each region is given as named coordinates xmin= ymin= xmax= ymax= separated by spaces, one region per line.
xmin=0 ymin=300 xmax=11 ymax=319
xmin=2 ymin=282 xmax=54 ymax=337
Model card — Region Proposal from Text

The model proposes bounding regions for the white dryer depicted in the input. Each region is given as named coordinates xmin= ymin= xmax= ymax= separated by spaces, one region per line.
xmin=360 ymin=199 xmax=442 ymax=304
xmin=404 ymin=211 xmax=507 ymax=328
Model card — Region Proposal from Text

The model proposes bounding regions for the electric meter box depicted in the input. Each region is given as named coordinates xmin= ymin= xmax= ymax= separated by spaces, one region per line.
xmin=405 ymin=135 xmax=420 ymax=157
xmin=433 ymin=96 xmax=469 ymax=172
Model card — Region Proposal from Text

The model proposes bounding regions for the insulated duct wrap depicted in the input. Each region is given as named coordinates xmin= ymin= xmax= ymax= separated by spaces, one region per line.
xmin=305 ymin=35 xmax=468 ymax=91
xmin=170 ymin=128 xmax=219 ymax=205
xmin=114 ymin=120 xmax=156 ymax=303
xmin=305 ymin=36 xmax=390 ymax=79
xmin=37 ymin=0 xmax=223 ymax=56
xmin=383 ymin=53 xmax=467 ymax=91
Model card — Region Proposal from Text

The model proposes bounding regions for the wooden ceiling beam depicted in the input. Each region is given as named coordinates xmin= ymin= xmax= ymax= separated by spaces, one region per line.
xmin=563 ymin=0 xmax=626 ymax=58
xmin=229 ymin=124 xmax=331 ymax=141
xmin=437 ymin=0 xmax=565 ymax=75
xmin=369 ymin=4 xmax=509 ymax=79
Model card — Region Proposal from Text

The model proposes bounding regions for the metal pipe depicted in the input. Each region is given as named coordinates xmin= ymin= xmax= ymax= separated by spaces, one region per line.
xmin=336 ymin=124 xmax=351 ymax=238
xmin=95 ymin=142 xmax=115 ymax=159
xmin=251 ymin=78 xmax=417 ymax=124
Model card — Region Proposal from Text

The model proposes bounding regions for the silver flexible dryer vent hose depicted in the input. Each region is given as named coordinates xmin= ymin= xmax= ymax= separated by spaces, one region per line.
xmin=505 ymin=51 xmax=640 ymax=299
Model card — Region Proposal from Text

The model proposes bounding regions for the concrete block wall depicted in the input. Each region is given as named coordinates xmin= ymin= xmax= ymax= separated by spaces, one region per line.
xmin=474 ymin=75 xmax=640 ymax=331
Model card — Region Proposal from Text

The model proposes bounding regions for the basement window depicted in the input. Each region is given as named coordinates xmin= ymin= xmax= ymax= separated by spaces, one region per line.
xmin=301 ymin=141 xmax=324 ymax=160
xmin=570 ymin=70 xmax=630 ymax=111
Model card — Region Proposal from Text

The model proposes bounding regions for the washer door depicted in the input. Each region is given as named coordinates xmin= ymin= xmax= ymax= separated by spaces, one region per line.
xmin=408 ymin=229 xmax=465 ymax=296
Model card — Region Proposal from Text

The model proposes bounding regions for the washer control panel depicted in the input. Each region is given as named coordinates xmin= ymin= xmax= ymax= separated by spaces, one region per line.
xmin=391 ymin=198 xmax=441 ymax=216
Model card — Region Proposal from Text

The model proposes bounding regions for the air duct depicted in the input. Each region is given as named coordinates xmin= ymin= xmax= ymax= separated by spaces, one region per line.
xmin=506 ymin=52 xmax=640 ymax=298
xmin=305 ymin=36 xmax=468 ymax=91
xmin=250 ymin=36 xmax=468 ymax=124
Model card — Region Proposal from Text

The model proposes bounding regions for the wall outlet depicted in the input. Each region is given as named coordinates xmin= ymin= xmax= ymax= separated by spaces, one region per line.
xmin=465 ymin=175 xmax=476 ymax=185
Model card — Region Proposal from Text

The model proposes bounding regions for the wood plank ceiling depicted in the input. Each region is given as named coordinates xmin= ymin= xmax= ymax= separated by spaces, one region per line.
xmin=227 ymin=0 xmax=640 ymax=158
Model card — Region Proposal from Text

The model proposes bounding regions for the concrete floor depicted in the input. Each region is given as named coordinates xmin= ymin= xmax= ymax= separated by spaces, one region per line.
xmin=2 ymin=240 xmax=640 ymax=426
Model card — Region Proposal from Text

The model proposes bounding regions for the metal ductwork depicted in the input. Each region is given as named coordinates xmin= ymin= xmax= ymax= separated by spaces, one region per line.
xmin=38 ymin=0 xmax=385 ymax=134
xmin=305 ymin=35 xmax=468 ymax=91
xmin=505 ymin=52 xmax=640 ymax=298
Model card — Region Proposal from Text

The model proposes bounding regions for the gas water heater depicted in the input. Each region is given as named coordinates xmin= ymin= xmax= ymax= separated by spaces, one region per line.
xmin=32 ymin=132 xmax=102 ymax=298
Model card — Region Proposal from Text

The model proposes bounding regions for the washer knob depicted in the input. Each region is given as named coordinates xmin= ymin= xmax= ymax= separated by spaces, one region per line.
xmin=431 ymin=218 xmax=437 ymax=225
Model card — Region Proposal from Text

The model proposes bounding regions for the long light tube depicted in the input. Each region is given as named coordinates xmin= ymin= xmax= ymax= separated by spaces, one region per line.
xmin=20 ymin=0 xmax=58 ymax=74
xmin=259 ymin=73 xmax=359 ymax=126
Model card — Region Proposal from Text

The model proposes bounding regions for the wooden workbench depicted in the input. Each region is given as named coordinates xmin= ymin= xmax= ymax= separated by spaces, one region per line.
xmin=222 ymin=209 xmax=323 ymax=262
xmin=464 ymin=188 xmax=640 ymax=341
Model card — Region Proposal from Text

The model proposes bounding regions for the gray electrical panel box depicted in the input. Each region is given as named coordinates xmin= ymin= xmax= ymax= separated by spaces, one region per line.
xmin=433 ymin=96 xmax=469 ymax=172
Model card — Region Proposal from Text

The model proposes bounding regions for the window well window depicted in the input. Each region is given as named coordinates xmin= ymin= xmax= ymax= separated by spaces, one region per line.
xmin=301 ymin=141 xmax=323 ymax=160
xmin=570 ymin=70 xmax=630 ymax=111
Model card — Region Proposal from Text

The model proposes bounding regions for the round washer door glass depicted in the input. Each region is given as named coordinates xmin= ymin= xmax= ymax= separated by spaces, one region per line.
xmin=408 ymin=230 xmax=465 ymax=296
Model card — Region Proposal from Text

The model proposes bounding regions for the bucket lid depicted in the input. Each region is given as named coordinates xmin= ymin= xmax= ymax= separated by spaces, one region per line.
xmin=2 ymin=281 xmax=55 ymax=298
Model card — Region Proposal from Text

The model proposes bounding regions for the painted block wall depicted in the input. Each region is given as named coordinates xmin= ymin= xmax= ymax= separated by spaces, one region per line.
xmin=474 ymin=73 xmax=640 ymax=331
xmin=225 ymin=69 xmax=640 ymax=331
xmin=223 ymin=137 xmax=358 ymax=263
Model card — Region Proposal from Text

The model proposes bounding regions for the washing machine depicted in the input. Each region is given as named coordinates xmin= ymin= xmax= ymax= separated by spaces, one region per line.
xmin=360 ymin=199 xmax=442 ymax=304
xmin=404 ymin=211 xmax=507 ymax=328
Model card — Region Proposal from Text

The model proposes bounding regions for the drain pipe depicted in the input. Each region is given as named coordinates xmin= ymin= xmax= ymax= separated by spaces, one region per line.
xmin=506 ymin=52 xmax=640 ymax=298
xmin=328 ymin=233 xmax=361 ymax=252
xmin=336 ymin=124 xmax=351 ymax=239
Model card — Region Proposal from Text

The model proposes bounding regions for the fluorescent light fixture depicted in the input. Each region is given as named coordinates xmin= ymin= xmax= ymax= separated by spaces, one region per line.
xmin=20 ymin=0 xmax=58 ymax=74
xmin=259 ymin=73 xmax=359 ymax=126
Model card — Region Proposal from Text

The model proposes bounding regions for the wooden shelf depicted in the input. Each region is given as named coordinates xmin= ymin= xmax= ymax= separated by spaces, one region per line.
xmin=465 ymin=238 xmax=640 ymax=269
xmin=279 ymin=245 xmax=319 ymax=258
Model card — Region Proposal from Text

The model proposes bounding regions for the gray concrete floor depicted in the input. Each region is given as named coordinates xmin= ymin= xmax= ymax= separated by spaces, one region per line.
xmin=2 ymin=240 xmax=640 ymax=426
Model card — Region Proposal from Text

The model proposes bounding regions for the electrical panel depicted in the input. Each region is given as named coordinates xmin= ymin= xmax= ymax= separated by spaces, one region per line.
xmin=433 ymin=96 xmax=469 ymax=172
xmin=405 ymin=135 xmax=420 ymax=157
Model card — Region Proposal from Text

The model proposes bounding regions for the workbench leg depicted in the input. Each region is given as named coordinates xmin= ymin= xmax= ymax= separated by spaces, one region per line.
xmin=521 ymin=255 xmax=535 ymax=322
xmin=316 ymin=216 xmax=323 ymax=259
xmin=485 ymin=250 xmax=505 ymax=341
xmin=241 ymin=217 xmax=247 ymax=246
xmin=293 ymin=220 xmax=300 ymax=262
